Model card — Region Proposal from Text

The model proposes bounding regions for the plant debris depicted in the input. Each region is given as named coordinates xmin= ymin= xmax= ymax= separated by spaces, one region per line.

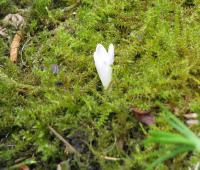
xmin=10 ymin=31 xmax=22 ymax=63
xmin=1 ymin=0 xmax=200 ymax=169
xmin=48 ymin=125 xmax=78 ymax=154
xmin=131 ymin=107 xmax=155 ymax=125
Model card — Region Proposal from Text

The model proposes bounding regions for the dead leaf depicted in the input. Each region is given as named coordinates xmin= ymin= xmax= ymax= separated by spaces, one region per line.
xmin=131 ymin=107 xmax=150 ymax=114
xmin=131 ymin=107 xmax=155 ymax=125
xmin=10 ymin=31 xmax=22 ymax=63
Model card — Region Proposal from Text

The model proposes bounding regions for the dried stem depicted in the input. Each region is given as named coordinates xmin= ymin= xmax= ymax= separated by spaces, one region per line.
xmin=48 ymin=125 xmax=77 ymax=154
xmin=10 ymin=31 xmax=22 ymax=63
xmin=101 ymin=155 xmax=123 ymax=161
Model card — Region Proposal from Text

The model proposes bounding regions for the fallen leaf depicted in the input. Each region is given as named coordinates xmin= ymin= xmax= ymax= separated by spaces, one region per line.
xmin=131 ymin=107 xmax=150 ymax=114
xmin=131 ymin=107 xmax=155 ymax=125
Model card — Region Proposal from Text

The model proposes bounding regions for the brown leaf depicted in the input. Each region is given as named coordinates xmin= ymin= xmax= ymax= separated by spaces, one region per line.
xmin=10 ymin=31 xmax=22 ymax=63
xmin=131 ymin=107 xmax=155 ymax=125
xmin=131 ymin=107 xmax=150 ymax=115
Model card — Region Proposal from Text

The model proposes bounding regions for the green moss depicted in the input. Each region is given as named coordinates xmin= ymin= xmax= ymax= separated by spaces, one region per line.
xmin=0 ymin=0 xmax=200 ymax=169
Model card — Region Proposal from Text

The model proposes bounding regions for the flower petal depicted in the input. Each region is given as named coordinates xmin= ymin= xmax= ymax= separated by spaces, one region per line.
xmin=93 ymin=44 xmax=112 ymax=89
xmin=94 ymin=44 xmax=108 ymax=62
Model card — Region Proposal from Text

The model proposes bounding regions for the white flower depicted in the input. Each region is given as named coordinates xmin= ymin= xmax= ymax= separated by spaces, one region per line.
xmin=93 ymin=43 xmax=114 ymax=89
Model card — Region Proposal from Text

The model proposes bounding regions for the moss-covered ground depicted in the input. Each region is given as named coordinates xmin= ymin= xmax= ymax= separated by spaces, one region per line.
xmin=0 ymin=0 xmax=200 ymax=169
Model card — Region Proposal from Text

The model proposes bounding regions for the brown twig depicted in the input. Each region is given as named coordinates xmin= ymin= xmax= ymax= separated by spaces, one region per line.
xmin=101 ymin=155 xmax=123 ymax=161
xmin=48 ymin=125 xmax=78 ymax=154
xmin=10 ymin=31 xmax=22 ymax=63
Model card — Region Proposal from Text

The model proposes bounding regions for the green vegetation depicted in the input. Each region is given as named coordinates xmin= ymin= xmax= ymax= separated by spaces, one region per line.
xmin=145 ymin=106 xmax=200 ymax=170
xmin=0 ymin=0 xmax=200 ymax=169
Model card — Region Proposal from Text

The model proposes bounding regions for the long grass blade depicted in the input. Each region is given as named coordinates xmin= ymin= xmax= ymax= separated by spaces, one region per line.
xmin=146 ymin=146 xmax=193 ymax=170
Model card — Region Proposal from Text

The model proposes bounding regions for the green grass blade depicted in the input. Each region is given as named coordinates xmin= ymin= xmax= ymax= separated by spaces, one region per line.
xmin=164 ymin=110 xmax=200 ymax=151
xmin=145 ymin=130 xmax=195 ymax=146
xmin=146 ymin=146 xmax=193 ymax=170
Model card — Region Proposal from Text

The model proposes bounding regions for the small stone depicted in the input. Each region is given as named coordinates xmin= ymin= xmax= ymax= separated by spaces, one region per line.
xmin=3 ymin=13 xmax=25 ymax=29
xmin=184 ymin=113 xmax=198 ymax=119
xmin=185 ymin=119 xmax=199 ymax=126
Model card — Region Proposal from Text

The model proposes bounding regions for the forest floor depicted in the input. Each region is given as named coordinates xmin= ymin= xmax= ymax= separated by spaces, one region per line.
xmin=0 ymin=0 xmax=200 ymax=169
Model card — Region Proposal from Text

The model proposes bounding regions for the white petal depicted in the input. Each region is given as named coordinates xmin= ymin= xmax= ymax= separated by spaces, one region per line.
xmin=94 ymin=44 xmax=112 ymax=89
xmin=95 ymin=44 xmax=108 ymax=61
xmin=108 ymin=43 xmax=114 ymax=65
xmin=94 ymin=61 xmax=112 ymax=89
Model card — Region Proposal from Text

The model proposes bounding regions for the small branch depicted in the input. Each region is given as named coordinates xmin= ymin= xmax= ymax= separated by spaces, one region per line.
xmin=48 ymin=125 xmax=77 ymax=154
xmin=101 ymin=155 xmax=123 ymax=161
xmin=10 ymin=31 xmax=22 ymax=63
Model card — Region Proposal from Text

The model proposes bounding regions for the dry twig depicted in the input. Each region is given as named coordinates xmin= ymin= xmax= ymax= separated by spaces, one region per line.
xmin=48 ymin=125 xmax=78 ymax=154
xmin=101 ymin=155 xmax=123 ymax=161
xmin=10 ymin=31 xmax=22 ymax=63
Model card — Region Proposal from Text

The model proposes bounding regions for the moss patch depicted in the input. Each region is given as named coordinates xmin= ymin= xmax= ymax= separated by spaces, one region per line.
xmin=0 ymin=0 xmax=200 ymax=169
